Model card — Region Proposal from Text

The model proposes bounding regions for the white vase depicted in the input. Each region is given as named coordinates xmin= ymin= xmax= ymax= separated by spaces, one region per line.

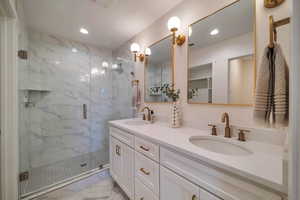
xmin=170 ymin=101 xmax=181 ymax=128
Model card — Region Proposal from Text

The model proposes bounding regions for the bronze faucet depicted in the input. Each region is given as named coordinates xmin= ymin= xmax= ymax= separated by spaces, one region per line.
xmin=141 ymin=107 xmax=153 ymax=122
xmin=221 ymin=112 xmax=231 ymax=138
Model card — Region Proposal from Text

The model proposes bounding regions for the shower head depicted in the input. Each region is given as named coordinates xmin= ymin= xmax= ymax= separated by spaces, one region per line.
xmin=112 ymin=63 xmax=123 ymax=74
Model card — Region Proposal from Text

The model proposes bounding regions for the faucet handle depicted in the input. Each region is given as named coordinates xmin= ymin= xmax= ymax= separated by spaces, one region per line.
xmin=237 ymin=129 xmax=250 ymax=142
xmin=208 ymin=124 xmax=217 ymax=136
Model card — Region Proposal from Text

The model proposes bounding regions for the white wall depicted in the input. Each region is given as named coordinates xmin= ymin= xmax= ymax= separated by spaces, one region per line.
xmin=190 ymin=33 xmax=253 ymax=104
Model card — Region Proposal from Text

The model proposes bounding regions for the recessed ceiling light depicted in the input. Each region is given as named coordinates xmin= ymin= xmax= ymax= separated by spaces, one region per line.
xmin=80 ymin=28 xmax=89 ymax=34
xmin=210 ymin=29 xmax=219 ymax=36
xmin=72 ymin=48 xmax=78 ymax=53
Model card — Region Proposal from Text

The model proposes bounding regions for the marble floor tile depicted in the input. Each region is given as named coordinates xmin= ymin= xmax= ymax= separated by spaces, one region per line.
xmin=32 ymin=172 xmax=129 ymax=200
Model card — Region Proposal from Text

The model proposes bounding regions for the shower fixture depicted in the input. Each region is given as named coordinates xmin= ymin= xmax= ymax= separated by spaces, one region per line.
xmin=102 ymin=61 xmax=109 ymax=68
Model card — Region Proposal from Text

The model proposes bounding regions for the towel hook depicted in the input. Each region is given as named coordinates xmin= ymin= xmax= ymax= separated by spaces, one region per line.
xmin=269 ymin=15 xmax=290 ymax=48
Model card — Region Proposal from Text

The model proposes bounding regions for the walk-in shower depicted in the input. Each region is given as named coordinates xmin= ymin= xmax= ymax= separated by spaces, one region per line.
xmin=18 ymin=28 xmax=134 ymax=197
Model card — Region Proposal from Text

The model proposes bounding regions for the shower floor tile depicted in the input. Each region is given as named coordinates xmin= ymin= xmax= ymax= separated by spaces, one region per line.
xmin=32 ymin=171 xmax=129 ymax=200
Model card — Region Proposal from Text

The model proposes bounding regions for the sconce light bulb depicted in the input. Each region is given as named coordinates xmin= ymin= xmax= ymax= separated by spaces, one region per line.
xmin=189 ymin=26 xmax=193 ymax=37
xmin=167 ymin=16 xmax=181 ymax=31
xmin=130 ymin=43 xmax=140 ymax=53
xmin=145 ymin=48 xmax=151 ymax=56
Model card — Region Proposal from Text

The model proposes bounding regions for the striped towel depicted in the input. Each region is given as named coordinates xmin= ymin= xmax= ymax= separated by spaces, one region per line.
xmin=254 ymin=44 xmax=289 ymax=126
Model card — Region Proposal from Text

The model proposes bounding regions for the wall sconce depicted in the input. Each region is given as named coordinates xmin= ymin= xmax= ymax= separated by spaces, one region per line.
xmin=167 ymin=16 xmax=186 ymax=46
xmin=130 ymin=43 xmax=151 ymax=62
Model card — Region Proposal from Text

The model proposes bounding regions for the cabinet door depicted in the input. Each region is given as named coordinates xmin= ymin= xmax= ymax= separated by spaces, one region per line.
xmin=110 ymin=136 xmax=123 ymax=183
xmin=135 ymin=178 xmax=159 ymax=200
xmin=121 ymin=142 xmax=135 ymax=199
xmin=110 ymin=136 xmax=135 ymax=199
xmin=160 ymin=166 xmax=199 ymax=200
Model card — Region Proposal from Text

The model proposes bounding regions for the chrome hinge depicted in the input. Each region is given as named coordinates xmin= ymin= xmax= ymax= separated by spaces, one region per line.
xmin=83 ymin=104 xmax=87 ymax=119
xmin=18 ymin=50 xmax=28 ymax=60
xmin=19 ymin=171 xmax=29 ymax=182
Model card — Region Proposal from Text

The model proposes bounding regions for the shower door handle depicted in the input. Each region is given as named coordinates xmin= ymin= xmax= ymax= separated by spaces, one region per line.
xmin=116 ymin=145 xmax=121 ymax=156
xmin=83 ymin=104 xmax=87 ymax=119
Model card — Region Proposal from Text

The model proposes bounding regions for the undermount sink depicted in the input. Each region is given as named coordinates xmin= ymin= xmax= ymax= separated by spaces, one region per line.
xmin=189 ymin=136 xmax=253 ymax=156
xmin=124 ymin=120 xmax=148 ymax=126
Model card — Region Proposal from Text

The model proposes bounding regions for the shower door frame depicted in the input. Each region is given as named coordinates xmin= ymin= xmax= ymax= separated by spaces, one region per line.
xmin=0 ymin=1 xmax=19 ymax=200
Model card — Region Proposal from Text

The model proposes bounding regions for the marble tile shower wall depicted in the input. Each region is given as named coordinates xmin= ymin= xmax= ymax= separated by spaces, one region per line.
xmin=18 ymin=29 xmax=134 ymax=194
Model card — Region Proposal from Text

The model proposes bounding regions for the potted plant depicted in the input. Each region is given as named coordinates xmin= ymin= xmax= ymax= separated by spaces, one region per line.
xmin=161 ymin=84 xmax=181 ymax=128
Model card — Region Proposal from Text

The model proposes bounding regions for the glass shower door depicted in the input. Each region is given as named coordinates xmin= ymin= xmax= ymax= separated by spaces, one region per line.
xmin=18 ymin=29 xmax=110 ymax=195
xmin=18 ymin=29 xmax=134 ymax=197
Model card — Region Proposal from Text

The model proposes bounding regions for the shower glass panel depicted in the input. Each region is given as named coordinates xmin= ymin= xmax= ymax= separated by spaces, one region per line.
xmin=18 ymin=29 xmax=134 ymax=196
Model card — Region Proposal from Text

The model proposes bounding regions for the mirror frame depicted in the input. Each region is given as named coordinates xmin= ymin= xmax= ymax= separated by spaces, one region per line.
xmin=187 ymin=0 xmax=256 ymax=106
xmin=144 ymin=34 xmax=175 ymax=103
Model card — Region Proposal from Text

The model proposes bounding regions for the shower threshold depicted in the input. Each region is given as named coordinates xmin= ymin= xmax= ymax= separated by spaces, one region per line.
xmin=20 ymin=164 xmax=109 ymax=200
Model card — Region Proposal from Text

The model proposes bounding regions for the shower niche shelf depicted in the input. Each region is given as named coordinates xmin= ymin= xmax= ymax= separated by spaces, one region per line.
xmin=21 ymin=88 xmax=51 ymax=108
xmin=20 ymin=88 xmax=51 ymax=93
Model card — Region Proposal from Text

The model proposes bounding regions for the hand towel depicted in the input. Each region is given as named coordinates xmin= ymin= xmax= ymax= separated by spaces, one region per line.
xmin=254 ymin=44 xmax=289 ymax=126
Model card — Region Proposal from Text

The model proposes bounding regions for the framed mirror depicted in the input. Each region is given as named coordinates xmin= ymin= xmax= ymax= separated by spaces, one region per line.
xmin=187 ymin=0 xmax=255 ymax=105
xmin=145 ymin=35 xmax=174 ymax=103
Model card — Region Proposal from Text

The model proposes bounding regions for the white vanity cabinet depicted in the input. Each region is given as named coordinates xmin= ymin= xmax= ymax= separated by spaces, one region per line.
xmin=109 ymin=126 xmax=284 ymax=200
xmin=109 ymin=128 xmax=135 ymax=199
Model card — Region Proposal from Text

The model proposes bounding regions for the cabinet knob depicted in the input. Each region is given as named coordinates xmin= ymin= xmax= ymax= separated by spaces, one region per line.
xmin=140 ymin=145 xmax=150 ymax=151
xmin=140 ymin=168 xmax=150 ymax=175
xmin=192 ymin=194 xmax=197 ymax=200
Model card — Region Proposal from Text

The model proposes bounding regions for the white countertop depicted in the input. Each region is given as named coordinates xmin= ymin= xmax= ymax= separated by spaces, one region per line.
xmin=109 ymin=118 xmax=286 ymax=194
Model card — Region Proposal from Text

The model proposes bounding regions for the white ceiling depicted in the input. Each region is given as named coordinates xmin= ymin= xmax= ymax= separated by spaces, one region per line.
xmin=189 ymin=0 xmax=254 ymax=48
xmin=23 ymin=0 xmax=184 ymax=49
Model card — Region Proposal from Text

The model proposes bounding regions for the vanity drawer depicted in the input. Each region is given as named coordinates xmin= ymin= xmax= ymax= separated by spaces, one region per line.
xmin=110 ymin=127 xmax=134 ymax=148
xmin=160 ymin=147 xmax=282 ymax=200
xmin=135 ymin=137 xmax=159 ymax=162
xmin=135 ymin=151 xmax=159 ymax=195
xmin=135 ymin=178 xmax=159 ymax=200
